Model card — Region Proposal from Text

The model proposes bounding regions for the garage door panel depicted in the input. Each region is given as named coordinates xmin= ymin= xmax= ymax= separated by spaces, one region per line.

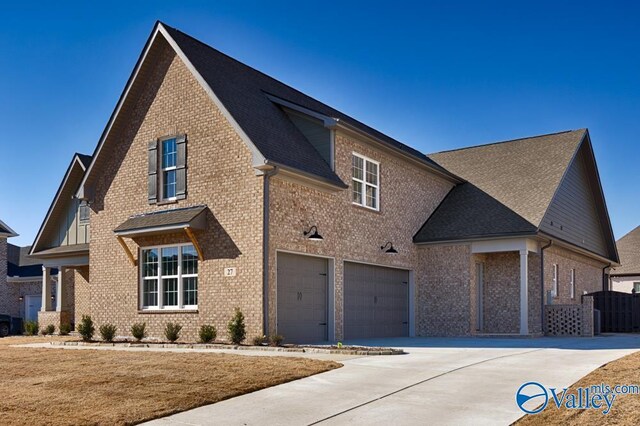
xmin=344 ymin=262 xmax=409 ymax=339
xmin=277 ymin=253 xmax=328 ymax=344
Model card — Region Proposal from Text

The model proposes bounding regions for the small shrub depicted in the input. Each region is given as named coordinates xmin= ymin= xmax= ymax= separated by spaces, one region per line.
xmin=164 ymin=322 xmax=182 ymax=343
xmin=131 ymin=322 xmax=147 ymax=341
xmin=227 ymin=307 xmax=246 ymax=344
xmin=24 ymin=320 xmax=38 ymax=336
xmin=59 ymin=323 xmax=72 ymax=336
xmin=199 ymin=324 xmax=217 ymax=343
xmin=252 ymin=335 xmax=266 ymax=346
xmin=99 ymin=324 xmax=117 ymax=342
xmin=77 ymin=315 xmax=95 ymax=342
xmin=41 ymin=324 xmax=55 ymax=335
xmin=269 ymin=334 xmax=284 ymax=347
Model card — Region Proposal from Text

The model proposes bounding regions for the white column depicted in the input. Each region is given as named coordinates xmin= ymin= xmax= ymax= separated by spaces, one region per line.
xmin=41 ymin=266 xmax=51 ymax=312
xmin=56 ymin=268 xmax=64 ymax=312
xmin=519 ymin=249 xmax=529 ymax=335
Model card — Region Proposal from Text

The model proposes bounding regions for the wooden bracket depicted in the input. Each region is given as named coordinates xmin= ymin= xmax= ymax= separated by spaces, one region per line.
xmin=116 ymin=236 xmax=137 ymax=266
xmin=184 ymin=227 xmax=204 ymax=261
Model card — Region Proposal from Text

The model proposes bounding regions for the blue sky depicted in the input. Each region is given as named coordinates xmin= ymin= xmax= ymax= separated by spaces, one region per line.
xmin=1 ymin=1 xmax=639 ymax=246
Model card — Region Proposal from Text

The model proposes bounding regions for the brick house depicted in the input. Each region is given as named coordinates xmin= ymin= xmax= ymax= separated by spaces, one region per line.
xmin=609 ymin=226 xmax=640 ymax=293
xmin=30 ymin=22 xmax=619 ymax=342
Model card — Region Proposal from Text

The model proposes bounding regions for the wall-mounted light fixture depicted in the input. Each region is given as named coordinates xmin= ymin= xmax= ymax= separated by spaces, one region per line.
xmin=381 ymin=242 xmax=398 ymax=254
xmin=19 ymin=296 xmax=23 ymax=302
xmin=303 ymin=225 xmax=324 ymax=241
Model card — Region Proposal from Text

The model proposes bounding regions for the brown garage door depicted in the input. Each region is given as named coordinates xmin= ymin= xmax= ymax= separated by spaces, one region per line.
xmin=277 ymin=253 xmax=328 ymax=343
xmin=344 ymin=262 xmax=409 ymax=339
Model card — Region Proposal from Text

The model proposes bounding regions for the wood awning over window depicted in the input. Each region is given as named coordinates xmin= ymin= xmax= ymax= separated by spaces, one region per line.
xmin=114 ymin=205 xmax=207 ymax=265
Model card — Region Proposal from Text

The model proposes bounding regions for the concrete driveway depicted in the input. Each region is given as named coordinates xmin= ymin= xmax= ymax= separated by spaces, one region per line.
xmin=147 ymin=334 xmax=640 ymax=425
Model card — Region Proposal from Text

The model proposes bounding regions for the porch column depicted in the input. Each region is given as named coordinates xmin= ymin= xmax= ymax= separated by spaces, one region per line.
xmin=519 ymin=249 xmax=529 ymax=335
xmin=56 ymin=268 xmax=64 ymax=312
xmin=41 ymin=266 xmax=52 ymax=311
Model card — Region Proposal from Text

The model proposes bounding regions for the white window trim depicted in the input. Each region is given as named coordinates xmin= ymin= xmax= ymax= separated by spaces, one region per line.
xmin=570 ymin=269 xmax=575 ymax=299
xmin=351 ymin=152 xmax=380 ymax=211
xmin=159 ymin=136 xmax=178 ymax=202
xmin=139 ymin=243 xmax=198 ymax=310
xmin=552 ymin=264 xmax=558 ymax=297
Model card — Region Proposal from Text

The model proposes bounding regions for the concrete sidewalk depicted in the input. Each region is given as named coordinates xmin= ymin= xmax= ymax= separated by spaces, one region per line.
xmin=145 ymin=334 xmax=640 ymax=425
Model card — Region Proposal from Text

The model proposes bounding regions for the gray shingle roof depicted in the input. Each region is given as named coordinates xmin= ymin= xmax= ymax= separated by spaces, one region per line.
xmin=7 ymin=244 xmax=45 ymax=277
xmin=415 ymin=130 xmax=586 ymax=243
xmin=162 ymin=24 xmax=452 ymax=186
xmin=114 ymin=205 xmax=207 ymax=234
xmin=611 ymin=226 xmax=640 ymax=276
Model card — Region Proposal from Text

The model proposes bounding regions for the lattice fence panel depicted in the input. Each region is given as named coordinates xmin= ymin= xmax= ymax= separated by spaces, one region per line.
xmin=545 ymin=305 xmax=583 ymax=336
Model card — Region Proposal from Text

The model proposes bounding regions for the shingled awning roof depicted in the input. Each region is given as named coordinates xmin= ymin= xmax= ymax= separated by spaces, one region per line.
xmin=611 ymin=226 xmax=640 ymax=276
xmin=114 ymin=205 xmax=208 ymax=236
xmin=0 ymin=219 xmax=17 ymax=237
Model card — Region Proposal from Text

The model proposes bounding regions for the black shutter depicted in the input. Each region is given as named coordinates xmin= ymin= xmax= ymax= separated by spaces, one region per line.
xmin=148 ymin=139 xmax=158 ymax=204
xmin=176 ymin=134 xmax=187 ymax=199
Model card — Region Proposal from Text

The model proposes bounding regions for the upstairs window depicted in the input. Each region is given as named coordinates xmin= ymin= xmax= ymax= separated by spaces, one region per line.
xmin=148 ymin=135 xmax=187 ymax=204
xmin=79 ymin=204 xmax=90 ymax=223
xmin=141 ymin=244 xmax=198 ymax=310
xmin=352 ymin=153 xmax=379 ymax=210
xmin=161 ymin=138 xmax=177 ymax=200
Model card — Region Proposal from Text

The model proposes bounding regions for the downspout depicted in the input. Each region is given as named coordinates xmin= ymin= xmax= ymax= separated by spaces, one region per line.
xmin=540 ymin=240 xmax=553 ymax=334
xmin=262 ymin=166 xmax=279 ymax=336
xmin=602 ymin=263 xmax=611 ymax=292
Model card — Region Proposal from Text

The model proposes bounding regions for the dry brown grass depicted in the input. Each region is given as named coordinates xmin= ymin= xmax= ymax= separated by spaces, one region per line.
xmin=0 ymin=336 xmax=341 ymax=425
xmin=517 ymin=350 xmax=640 ymax=425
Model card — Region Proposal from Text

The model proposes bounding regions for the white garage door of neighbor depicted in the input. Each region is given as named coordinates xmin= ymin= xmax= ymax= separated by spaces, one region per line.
xmin=344 ymin=262 xmax=409 ymax=339
xmin=276 ymin=253 xmax=328 ymax=344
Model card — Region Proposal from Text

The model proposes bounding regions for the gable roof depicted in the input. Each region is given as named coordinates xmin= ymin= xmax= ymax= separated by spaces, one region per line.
xmin=30 ymin=153 xmax=91 ymax=255
xmin=415 ymin=129 xmax=618 ymax=263
xmin=611 ymin=226 xmax=640 ymax=276
xmin=0 ymin=219 xmax=17 ymax=238
xmin=77 ymin=21 xmax=459 ymax=198
xmin=7 ymin=243 xmax=44 ymax=278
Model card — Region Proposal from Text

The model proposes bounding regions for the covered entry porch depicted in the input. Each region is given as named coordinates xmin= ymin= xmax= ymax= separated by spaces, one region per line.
xmin=471 ymin=238 xmax=541 ymax=336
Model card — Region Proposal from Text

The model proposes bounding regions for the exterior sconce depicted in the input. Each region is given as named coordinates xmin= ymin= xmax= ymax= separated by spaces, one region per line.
xmin=381 ymin=242 xmax=398 ymax=254
xmin=19 ymin=296 xmax=23 ymax=302
xmin=303 ymin=226 xmax=323 ymax=241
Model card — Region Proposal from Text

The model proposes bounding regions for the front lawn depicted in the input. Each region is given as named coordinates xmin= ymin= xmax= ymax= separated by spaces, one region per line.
xmin=0 ymin=336 xmax=340 ymax=425
xmin=517 ymin=350 xmax=640 ymax=425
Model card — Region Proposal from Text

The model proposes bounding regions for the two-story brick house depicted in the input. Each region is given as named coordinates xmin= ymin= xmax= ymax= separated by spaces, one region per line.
xmin=31 ymin=22 xmax=619 ymax=342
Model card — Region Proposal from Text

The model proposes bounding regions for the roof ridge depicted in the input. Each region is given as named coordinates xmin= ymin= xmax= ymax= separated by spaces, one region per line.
xmin=429 ymin=129 xmax=586 ymax=156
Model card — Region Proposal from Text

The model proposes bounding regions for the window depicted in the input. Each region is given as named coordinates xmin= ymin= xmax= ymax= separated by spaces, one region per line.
xmin=79 ymin=204 xmax=90 ymax=222
xmin=552 ymin=264 xmax=558 ymax=297
xmin=352 ymin=153 xmax=379 ymax=210
xmin=570 ymin=269 xmax=576 ymax=299
xmin=634 ymin=282 xmax=640 ymax=293
xmin=140 ymin=244 xmax=198 ymax=310
xmin=161 ymin=138 xmax=177 ymax=200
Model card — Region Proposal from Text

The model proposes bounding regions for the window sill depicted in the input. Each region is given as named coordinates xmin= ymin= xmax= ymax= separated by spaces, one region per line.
xmin=138 ymin=309 xmax=199 ymax=314
xmin=157 ymin=199 xmax=178 ymax=206
xmin=351 ymin=202 xmax=381 ymax=214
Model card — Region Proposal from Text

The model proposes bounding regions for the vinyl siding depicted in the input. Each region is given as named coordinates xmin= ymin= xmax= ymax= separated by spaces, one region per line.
xmin=540 ymin=144 xmax=608 ymax=257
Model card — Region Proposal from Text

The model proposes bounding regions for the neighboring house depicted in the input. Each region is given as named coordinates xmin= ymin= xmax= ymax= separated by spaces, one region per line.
xmin=31 ymin=22 xmax=619 ymax=342
xmin=29 ymin=153 xmax=92 ymax=328
xmin=7 ymin=243 xmax=55 ymax=323
xmin=610 ymin=226 xmax=640 ymax=293
xmin=0 ymin=220 xmax=19 ymax=325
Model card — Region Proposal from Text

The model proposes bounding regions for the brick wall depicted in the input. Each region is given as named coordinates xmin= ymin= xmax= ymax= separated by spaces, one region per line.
xmin=267 ymin=132 xmax=453 ymax=340
xmin=73 ymin=267 xmax=90 ymax=324
xmin=89 ymin=39 xmax=263 ymax=341
xmin=544 ymin=245 xmax=606 ymax=304
xmin=0 ymin=238 xmax=7 ymax=315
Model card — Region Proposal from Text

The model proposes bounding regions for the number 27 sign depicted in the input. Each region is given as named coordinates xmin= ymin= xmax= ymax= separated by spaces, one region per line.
xmin=224 ymin=267 xmax=237 ymax=277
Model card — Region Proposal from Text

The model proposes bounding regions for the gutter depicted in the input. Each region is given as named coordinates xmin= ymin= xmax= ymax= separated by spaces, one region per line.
xmin=602 ymin=263 xmax=611 ymax=292
xmin=262 ymin=166 xmax=279 ymax=336
xmin=540 ymin=240 xmax=553 ymax=333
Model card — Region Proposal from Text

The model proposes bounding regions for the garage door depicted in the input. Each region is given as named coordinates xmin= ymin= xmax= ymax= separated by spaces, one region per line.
xmin=344 ymin=262 xmax=409 ymax=339
xmin=277 ymin=253 xmax=328 ymax=343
